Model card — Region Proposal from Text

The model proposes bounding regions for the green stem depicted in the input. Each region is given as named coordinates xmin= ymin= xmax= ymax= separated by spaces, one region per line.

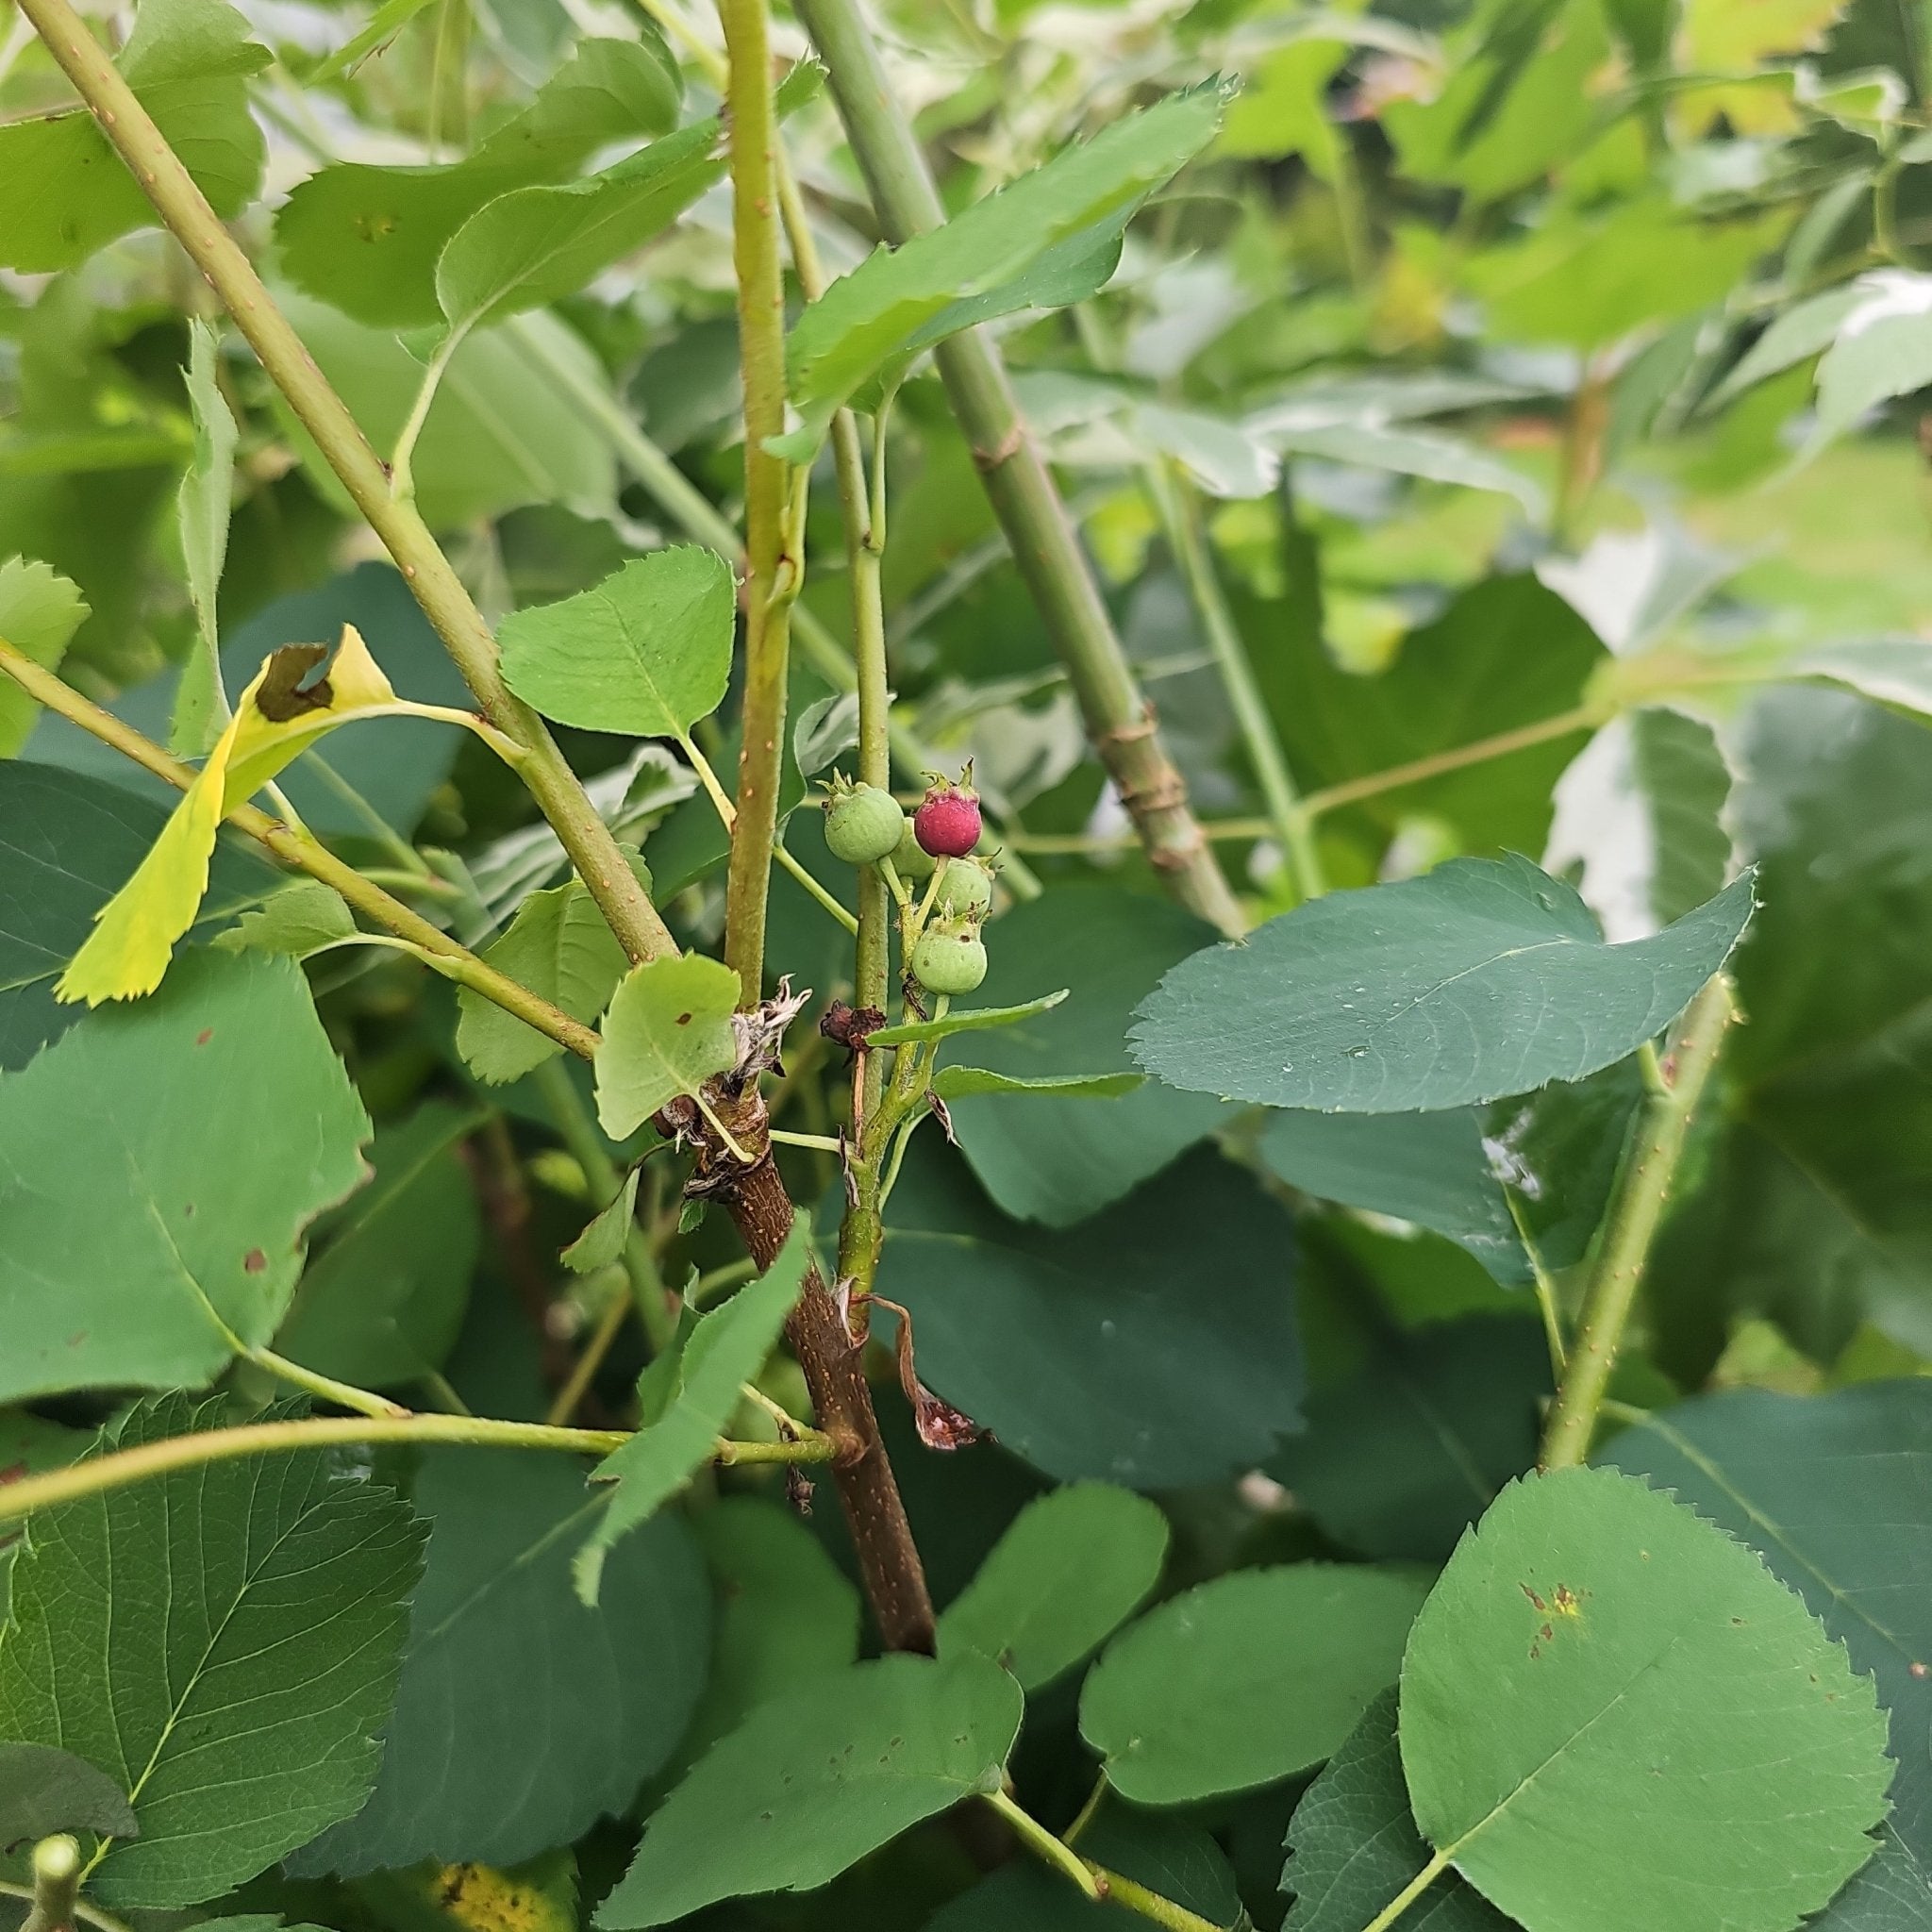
xmin=1540 ymin=975 xmax=1734 ymax=1469
xmin=21 ymin=1838 xmax=80 ymax=1932
xmin=1089 ymin=1866 xmax=1226 ymax=1932
xmin=719 ymin=0 xmax=795 ymax=1004
xmin=1352 ymin=1850 xmax=1453 ymax=1932
xmin=1149 ymin=459 xmax=1325 ymax=899
xmin=1505 ymin=1189 xmax=1567 ymax=1377
xmin=0 ymin=1412 xmax=837 ymax=1531
xmin=546 ymin=1285 xmax=632 ymax=1427
xmin=981 ymin=1790 xmax=1103 ymax=1903
xmin=791 ymin=0 xmax=1243 ymax=939
xmin=532 ymin=1058 xmax=677 ymax=1354
xmin=389 ymin=329 xmax=464 ymax=503
xmin=0 ymin=1877 xmax=125 ymax=1932
xmin=0 ymin=639 xmax=602 ymax=1059
xmin=246 ymin=1345 xmax=408 ymax=1420
xmin=9 ymin=0 xmax=675 ymax=967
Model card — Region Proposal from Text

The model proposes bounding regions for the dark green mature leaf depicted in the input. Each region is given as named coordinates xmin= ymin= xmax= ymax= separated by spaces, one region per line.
xmin=287 ymin=1449 xmax=709 ymax=1874
xmin=939 ymin=1484 xmax=1168 ymax=1691
xmin=0 ymin=558 xmax=87 ymax=757
xmin=0 ymin=1742 xmax=139 ymax=1843
xmin=1399 ymin=1467 xmax=1892 ymax=1932
xmin=435 ymin=125 xmax=724 ymax=335
xmin=0 ymin=1395 xmax=425 ymax=1907
xmin=0 ymin=949 xmax=370 ymax=1405
xmin=1285 ymin=1691 xmax=1507 ymax=1932
xmin=674 ymin=1498 xmax=859 ymax=1774
xmin=1604 ymin=1383 xmax=1932 ymax=1897
xmin=1079 ymin=1565 xmax=1429 ymax=1806
xmin=458 ymin=857 xmax=649 ymax=1086
xmin=275 ymin=1100 xmax=482 ymax=1389
xmin=0 ymin=0 xmax=270 ymax=274
xmin=877 ymin=1143 xmax=1303 ymax=1487
xmin=774 ymin=84 xmax=1230 ymax=455
xmin=0 ymin=763 xmax=275 ymax=1068
xmin=1242 ymin=575 xmax=1607 ymax=859
xmin=499 ymin=549 xmax=736 ymax=741
xmin=1131 ymin=856 xmax=1753 ymax=1113
xmin=575 ymin=1225 xmax=812 ymax=1602
xmin=275 ymin=38 xmax=683 ymax=327
xmin=938 ymin=886 xmax=1228 ymax=1225
xmin=1272 ymin=1317 xmax=1553 ymax=1563
xmin=599 ymin=1651 xmax=1024 ymax=1927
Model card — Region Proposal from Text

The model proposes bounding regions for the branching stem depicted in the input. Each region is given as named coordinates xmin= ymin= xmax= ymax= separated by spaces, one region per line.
xmin=1540 ymin=975 xmax=1735 ymax=1468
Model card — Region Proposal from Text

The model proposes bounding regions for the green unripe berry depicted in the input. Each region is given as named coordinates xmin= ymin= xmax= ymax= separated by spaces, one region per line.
xmin=891 ymin=815 xmax=937 ymax=879
xmin=823 ymin=783 xmax=907 ymax=865
xmin=911 ymin=923 xmax=988 ymax=995
xmin=935 ymin=858 xmax=993 ymax=920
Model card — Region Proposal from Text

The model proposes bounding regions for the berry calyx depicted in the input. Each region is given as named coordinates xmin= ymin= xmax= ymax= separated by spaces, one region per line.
xmin=822 ymin=777 xmax=906 ymax=865
xmin=911 ymin=920 xmax=989 ymax=995
xmin=913 ymin=772 xmax=981 ymax=858
xmin=935 ymin=856 xmax=994 ymax=920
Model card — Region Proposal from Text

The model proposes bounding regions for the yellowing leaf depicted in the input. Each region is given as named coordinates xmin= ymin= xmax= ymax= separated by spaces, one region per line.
xmin=1685 ymin=0 xmax=1849 ymax=69
xmin=366 ymin=1851 xmax=578 ymax=1932
xmin=58 ymin=626 xmax=403 ymax=1005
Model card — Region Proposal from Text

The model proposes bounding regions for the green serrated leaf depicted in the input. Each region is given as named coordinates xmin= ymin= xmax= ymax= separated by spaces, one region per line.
xmin=574 ymin=1224 xmax=812 ymax=1603
xmin=864 ymin=989 xmax=1069 ymax=1046
xmin=1397 ymin=1466 xmax=1892 ymax=1932
xmin=458 ymin=856 xmax=649 ymax=1086
xmin=775 ymin=84 xmax=1230 ymax=456
xmin=0 ymin=0 xmax=270 ymax=273
xmin=287 ymin=1450 xmax=708 ymax=1874
xmin=436 ymin=124 xmax=724 ymax=337
xmin=499 ymin=549 xmax=736 ymax=743
xmin=0 ymin=1393 xmax=425 ymax=1907
xmin=597 ymin=1651 xmax=1024 ymax=1928
xmin=0 ymin=558 xmax=88 ymax=758
xmin=0 ymin=1742 xmax=140 ymax=1844
xmin=562 ymin=1166 xmax=641 ymax=1274
xmin=170 ymin=321 xmax=238 ymax=757
xmin=1079 ymin=1565 xmax=1428 ymax=1806
xmin=593 ymin=951 xmax=741 ymax=1141
xmin=275 ymin=39 xmax=683 ymax=327
xmin=1133 ymin=857 xmax=1754 ymax=1113
xmin=275 ymin=1099 xmax=481 ymax=1389
xmin=0 ymin=949 xmax=370 ymax=1404
xmin=1282 ymin=1691 xmax=1510 ymax=1932
xmin=940 ymin=1484 xmax=1168 ymax=1691
xmin=927 ymin=1065 xmax=1144 ymax=1100
xmin=215 ymin=878 xmax=357 ymax=959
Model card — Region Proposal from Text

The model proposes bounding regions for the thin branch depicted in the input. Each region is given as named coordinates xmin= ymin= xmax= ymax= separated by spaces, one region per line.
xmin=20 ymin=1838 xmax=80 ymax=1932
xmin=981 ymin=1790 xmax=1103 ymax=1902
xmin=0 ymin=639 xmax=601 ymax=1059
xmin=791 ymin=0 xmax=1245 ymax=938
xmin=246 ymin=1345 xmax=408 ymax=1421
xmin=719 ymin=0 xmax=796 ymax=1003
xmin=1351 ymin=1849 xmax=1454 ymax=1932
xmin=1541 ymin=975 xmax=1735 ymax=1469
xmin=0 ymin=1413 xmax=843 ymax=1531
xmin=545 ymin=1289 xmax=633 ymax=1428
xmin=9 ymin=0 xmax=675 ymax=965
xmin=0 ymin=1877 xmax=128 ymax=1932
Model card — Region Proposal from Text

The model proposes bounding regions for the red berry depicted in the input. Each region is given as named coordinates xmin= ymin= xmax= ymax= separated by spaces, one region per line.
xmin=913 ymin=781 xmax=981 ymax=858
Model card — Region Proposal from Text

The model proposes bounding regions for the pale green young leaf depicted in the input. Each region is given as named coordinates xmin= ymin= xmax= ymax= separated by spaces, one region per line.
xmin=1398 ymin=1466 xmax=1892 ymax=1932
xmin=574 ymin=1224 xmax=812 ymax=1603
xmin=562 ymin=1165 xmax=641 ymax=1274
xmin=1078 ymin=1565 xmax=1428 ymax=1806
xmin=287 ymin=1450 xmax=708 ymax=1874
xmin=499 ymin=549 xmax=736 ymax=743
xmin=214 ymin=878 xmax=357 ymax=959
xmin=1706 ymin=283 xmax=1865 ymax=408
xmin=170 ymin=321 xmax=239 ymax=756
xmin=774 ymin=84 xmax=1231 ymax=457
xmin=1812 ymin=295 xmax=1932 ymax=449
xmin=1257 ymin=421 xmax=1542 ymax=512
xmin=275 ymin=38 xmax=683 ymax=327
xmin=597 ymin=1651 xmax=1024 ymax=1928
xmin=0 ymin=1393 xmax=425 ymax=1907
xmin=1132 ymin=857 xmax=1754 ymax=1113
xmin=593 ymin=951 xmax=741 ymax=1140
xmin=0 ymin=0 xmax=269 ymax=274
xmin=274 ymin=1100 xmax=482 ymax=1389
xmin=436 ymin=124 xmax=725 ymax=336
xmin=1282 ymin=1692 xmax=1509 ymax=1932
xmin=457 ymin=855 xmax=649 ymax=1085
xmin=1786 ymin=638 xmax=1932 ymax=724
xmin=0 ymin=949 xmax=370 ymax=1405
xmin=0 ymin=558 xmax=87 ymax=758
xmin=940 ymin=1484 xmax=1168 ymax=1691
xmin=864 ymin=989 xmax=1069 ymax=1045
